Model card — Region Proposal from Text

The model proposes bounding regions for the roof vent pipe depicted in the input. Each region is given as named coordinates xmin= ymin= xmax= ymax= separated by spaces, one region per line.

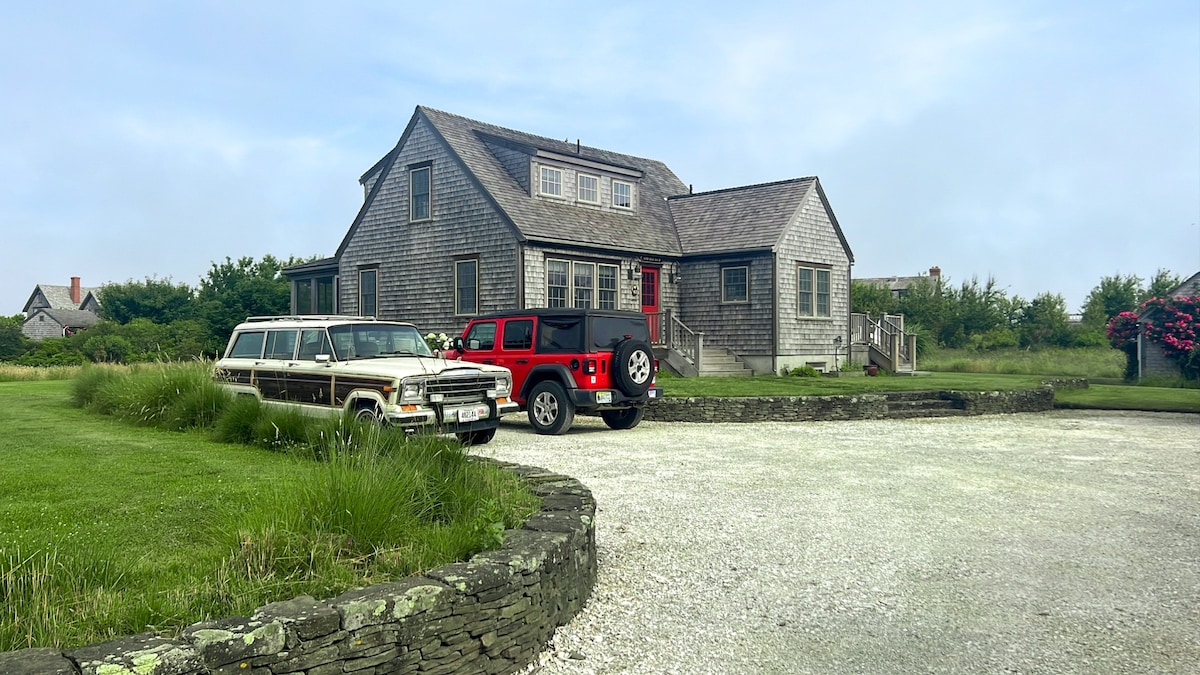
xmin=689 ymin=184 xmax=693 ymax=194
xmin=576 ymin=139 xmax=580 ymax=153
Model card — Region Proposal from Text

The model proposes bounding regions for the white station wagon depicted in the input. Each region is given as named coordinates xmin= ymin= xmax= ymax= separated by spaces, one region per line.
xmin=212 ymin=315 xmax=518 ymax=445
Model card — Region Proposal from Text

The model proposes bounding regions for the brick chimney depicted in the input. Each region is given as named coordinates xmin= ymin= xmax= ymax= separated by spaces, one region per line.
xmin=929 ymin=266 xmax=941 ymax=278
xmin=70 ymin=277 xmax=81 ymax=304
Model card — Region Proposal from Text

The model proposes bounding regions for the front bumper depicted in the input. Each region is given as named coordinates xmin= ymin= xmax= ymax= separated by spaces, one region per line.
xmin=385 ymin=398 xmax=520 ymax=431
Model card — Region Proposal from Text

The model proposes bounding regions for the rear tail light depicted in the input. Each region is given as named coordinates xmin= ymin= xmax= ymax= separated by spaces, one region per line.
xmin=584 ymin=359 xmax=598 ymax=374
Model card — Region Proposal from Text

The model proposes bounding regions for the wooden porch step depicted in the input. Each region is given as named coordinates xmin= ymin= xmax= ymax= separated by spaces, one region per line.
xmin=699 ymin=347 xmax=753 ymax=377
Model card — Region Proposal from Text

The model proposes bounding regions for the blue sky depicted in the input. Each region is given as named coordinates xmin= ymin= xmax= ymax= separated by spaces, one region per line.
xmin=3 ymin=1 xmax=1198 ymax=316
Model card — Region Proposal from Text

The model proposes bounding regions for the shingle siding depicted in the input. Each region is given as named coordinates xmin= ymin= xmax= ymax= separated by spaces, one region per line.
xmin=522 ymin=245 xmax=665 ymax=314
xmin=774 ymin=189 xmax=852 ymax=371
xmin=485 ymin=140 xmax=531 ymax=194
xmin=338 ymin=117 xmax=520 ymax=336
xmin=678 ymin=254 xmax=775 ymax=355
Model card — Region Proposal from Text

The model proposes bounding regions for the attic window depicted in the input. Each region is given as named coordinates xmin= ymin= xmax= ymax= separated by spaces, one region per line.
xmin=612 ymin=180 xmax=633 ymax=209
xmin=539 ymin=167 xmax=563 ymax=197
xmin=410 ymin=166 xmax=431 ymax=221
xmin=578 ymin=174 xmax=599 ymax=204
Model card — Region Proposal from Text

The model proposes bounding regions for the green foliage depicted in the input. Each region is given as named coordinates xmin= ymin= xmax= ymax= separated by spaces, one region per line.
xmin=785 ymin=365 xmax=822 ymax=377
xmin=1017 ymin=292 xmax=1071 ymax=348
xmin=0 ymin=314 xmax=30 ymax=361
xmin=2 ymin=373 xmax=538 ymax=650
xmin=850 ymin=281 xmax=897 ymax=316
xmin=99 ymin=277 xmax=196 ymax=324
xmin=1143 ymin=268 xmax=1183 ymax=303
xmin=1081 ymin=273 xmax=1143 ymax=327
xmin=920 ymin=347 xmax=1124 ymax=379
xmin=15 ymin=338 xmax=87 ymax=367
xmin=195 ymin=255 xmax=312 ymax=350
xmin=72 ymin=362 xmax=231 ymax=430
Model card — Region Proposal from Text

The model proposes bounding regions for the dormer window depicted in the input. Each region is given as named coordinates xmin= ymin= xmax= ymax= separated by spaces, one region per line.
xmin=578 ymin=174 xmax=599 ymax=204
xmin=539 ymin=166 xmax=563 ymax=197
xmin=612 ymin=180 xmax=633 ymax=209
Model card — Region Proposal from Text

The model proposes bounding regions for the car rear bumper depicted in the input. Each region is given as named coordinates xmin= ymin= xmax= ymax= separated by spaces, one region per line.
xmin=571 ymin=387 xmax=662 ymax=409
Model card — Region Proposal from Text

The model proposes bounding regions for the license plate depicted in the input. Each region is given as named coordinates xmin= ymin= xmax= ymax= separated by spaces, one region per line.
xmin=596 ymin=391 xmax=613 ymax=404
xmin=457 ymin=406 xmax=486 ymax=422
xmin=648 ymin=389 xmax=658 ymax=398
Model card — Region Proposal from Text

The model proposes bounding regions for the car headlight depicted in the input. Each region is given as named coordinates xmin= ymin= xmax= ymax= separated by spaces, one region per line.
xmin=400 ymin=380 xmax=424 ymax=403
xmin=494 ymin=374 xmax=511 ymax=396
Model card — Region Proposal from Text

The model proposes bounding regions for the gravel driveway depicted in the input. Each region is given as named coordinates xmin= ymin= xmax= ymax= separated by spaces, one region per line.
xmin=472 ymin=410 xmax=1200 ymax=674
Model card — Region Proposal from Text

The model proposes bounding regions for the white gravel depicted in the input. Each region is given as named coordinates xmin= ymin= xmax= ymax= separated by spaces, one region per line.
xmin=472 ymin=410 xmax=1200 ymax=675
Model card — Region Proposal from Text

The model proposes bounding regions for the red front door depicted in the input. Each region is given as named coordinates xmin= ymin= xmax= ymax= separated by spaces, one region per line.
xmin=641 ymin=267 xmax=660 ymax=343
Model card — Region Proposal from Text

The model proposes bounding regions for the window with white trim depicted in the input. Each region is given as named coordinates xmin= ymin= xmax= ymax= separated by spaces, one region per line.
xmin=597 ymin=264 xmax=618 ymax=309
xmin=455 ymin=259 xmax=478 ymax=315
xmin=547 ymin=259 xmax=570 ymax=307
xmin=722 ymin=266 xmax=748 ymax=303
xmin=410 ymin=166 xmax=431 ymax=221
xmin=546 ymin=258 xmax=621 ymax=309
xmin=577 ymin=174 xmax=599 ymax=203
xmin=539 ymin=166 xmax=562 ymax=197
xmin=612 ymin=180 xmax=633 ymax=209
xmin=573 ymin=262 xmax=594 ymax=308
xmin=798 ymin=265 xmax=831 ymax=317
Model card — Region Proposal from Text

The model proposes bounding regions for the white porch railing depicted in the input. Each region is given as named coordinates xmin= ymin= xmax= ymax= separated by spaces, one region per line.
xmin=851 ymin=313 xmax=916 ymax=372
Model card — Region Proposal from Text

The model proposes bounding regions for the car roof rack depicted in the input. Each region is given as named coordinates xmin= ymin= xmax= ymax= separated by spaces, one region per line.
xmin=244 ymin=315 xmax=377 ymax=322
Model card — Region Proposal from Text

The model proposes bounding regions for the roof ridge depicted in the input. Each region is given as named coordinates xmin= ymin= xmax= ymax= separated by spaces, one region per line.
xmin=668 ymin=176 xmax=817 ymax=200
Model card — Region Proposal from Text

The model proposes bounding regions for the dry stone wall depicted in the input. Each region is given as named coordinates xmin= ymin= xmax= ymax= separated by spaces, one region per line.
xmin=0 ymin=462 xmax=596 ymax=675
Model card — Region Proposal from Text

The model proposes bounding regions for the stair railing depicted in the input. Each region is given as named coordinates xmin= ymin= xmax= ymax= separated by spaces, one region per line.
xmin=662 ymin=309 xmax=704 ymax=374
xmin=851 ymin=313 xmax=916 ymax=372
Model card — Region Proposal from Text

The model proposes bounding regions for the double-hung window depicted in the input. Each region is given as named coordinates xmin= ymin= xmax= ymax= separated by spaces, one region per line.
xmin=547 ymin=258 xmax=620 ymax=309
xmin=612 ymin=180 xmax=633 ymax=209
xmin=359 ymin=269 xmax=377 ymax=317
xmin=455 ymin=259 xmax=478 ymax=315
xmin=798 ymin=265 xmax=831 ymax=317
xmin=578 ymin=174 xmax=599 ymax=203
xmin=410 ymin=165 xmax=431 ymax=221
xmin=722 ymin=266 xmax=748 ymax=303
xmin=540 ymin=166 xmax=563 ymax=197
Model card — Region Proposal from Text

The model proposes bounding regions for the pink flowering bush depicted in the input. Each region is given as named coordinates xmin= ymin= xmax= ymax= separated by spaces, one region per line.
xmin=1107 ymin=295 xmax=1200 ymax=380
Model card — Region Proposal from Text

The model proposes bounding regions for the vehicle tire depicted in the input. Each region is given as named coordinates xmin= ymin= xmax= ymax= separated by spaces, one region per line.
xmin=527 ymin=380 xmax=575 ymax=435
xmin=612 ymin=339 xmax=654 ymax=397
xmin=457 ymin=427 xmax=497 ymax=446
xmin=600 ymin=406 xmax=644 ymax=430
xmin=354 ymin=404 xmax=383 ymax=425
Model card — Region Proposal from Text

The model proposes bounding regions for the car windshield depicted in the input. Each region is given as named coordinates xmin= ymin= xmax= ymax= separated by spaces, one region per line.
xmin=328 ymin=323 xmax=434 ymax=360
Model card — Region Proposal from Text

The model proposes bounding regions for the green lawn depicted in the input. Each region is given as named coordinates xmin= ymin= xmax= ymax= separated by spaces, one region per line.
xmin=0 ymin=378 xmax=538 ymax=651
xmin=657 ymin=372 xmax=1050 ymax=397
xmin=1053 ymin=384 xmax=1200 ymax=414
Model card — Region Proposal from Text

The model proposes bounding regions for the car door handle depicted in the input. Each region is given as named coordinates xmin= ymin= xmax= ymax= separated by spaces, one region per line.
xmin=515 ymin=359 xmax=529 ymax=364
xmin=482 ymin=359 xmax=495 ymax=365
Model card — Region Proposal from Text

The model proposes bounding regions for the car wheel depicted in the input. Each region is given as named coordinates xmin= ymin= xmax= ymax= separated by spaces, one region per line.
xmin=613 ymin=339 xmax=654 ymax=397
xmin=354 ymin=404 xmax=382 ymax=425
xmin=457 ymin=427 xmax=497 ymax=446
xmin=527 ymin=380 xmax=575 ymax=435
xmin=600 ymin=406 xmax=645 ymax=430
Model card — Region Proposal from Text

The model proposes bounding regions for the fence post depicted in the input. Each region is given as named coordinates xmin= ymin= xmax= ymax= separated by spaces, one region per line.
xmin=908 ymin=333 xmax=917 ymax=372
xmin=891 ymin=333 xmax=900 ymax=372
xmin=695 ymin=332 xmax=704 ymax=374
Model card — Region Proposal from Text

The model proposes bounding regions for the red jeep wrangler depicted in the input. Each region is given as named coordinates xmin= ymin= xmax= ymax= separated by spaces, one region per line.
xmin=448 ymin=309 xmax=660 ymax=434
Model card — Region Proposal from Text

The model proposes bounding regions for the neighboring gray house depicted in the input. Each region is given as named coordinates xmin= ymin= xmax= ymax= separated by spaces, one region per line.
xmin=21 ymin=277 xmax=102 ymax=340
xmin=286 ymin=106 xmax=855 ymax=375
xmin=1137 ymin=270 xmax=1200 ymax=380
xmin=856 ymin=266 xmax=942 ymax=298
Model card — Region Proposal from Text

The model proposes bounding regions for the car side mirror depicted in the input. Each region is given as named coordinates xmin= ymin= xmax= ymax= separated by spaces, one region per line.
xmin=452 ymin=336 xmax=464 ymax=351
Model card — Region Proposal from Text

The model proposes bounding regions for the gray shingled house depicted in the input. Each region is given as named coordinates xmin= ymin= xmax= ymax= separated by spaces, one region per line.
xmin=21 ymin=277 xmax=102 ymax=340
xmin=286 ymin=107 xmax=855 ymax=375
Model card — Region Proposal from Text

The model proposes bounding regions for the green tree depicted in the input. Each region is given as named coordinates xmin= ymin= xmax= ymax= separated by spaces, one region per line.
xmin=100 ymin=277 xmax=196 ymax=324
xmin=850 ymin=281 xmax=898 ymax=317
xmin=1143 ymin=268 xmax=1182 ymax=302
xmin=0 ymin=314 xmax=31 ymax=361
xmin=1081 ymin=274 xmax=1143 ymax=327
xmin=1017 ymin=292 xmax=1071 ymax=348
xmin=195 ymin=255 xmax=311 ymax=349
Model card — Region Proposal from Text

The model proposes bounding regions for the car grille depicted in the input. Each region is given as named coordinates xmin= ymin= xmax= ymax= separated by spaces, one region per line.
xmin=427 ymin=374 xmax=496 ymax=403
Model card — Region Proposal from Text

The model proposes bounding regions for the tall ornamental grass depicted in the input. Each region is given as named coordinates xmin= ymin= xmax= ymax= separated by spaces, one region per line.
xmin=1 ymin=365 xmax=538 ymax=650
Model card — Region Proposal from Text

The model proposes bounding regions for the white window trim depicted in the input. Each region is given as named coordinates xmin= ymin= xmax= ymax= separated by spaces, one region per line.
xmin=577 ymin=173 xmax=600 ymax=204
xmin=721 ymin=265 xmax=749 ymax=304
xmin=539 ymin=166 xmax=564 ymax=198
xmin=612 ymin=179 xmax=634 ymax=210
xmin=359 ymin=269 xmax=378 ymax=317
xmin=547 ymin=257 xmax=621 ymax=309
xmin=409 ymin=166 xmax=432 ymax=222
xmin=797 ymin=264 xmax=832 ymax=318
xmin=455 ymin=259 xmax=479 ymax=316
